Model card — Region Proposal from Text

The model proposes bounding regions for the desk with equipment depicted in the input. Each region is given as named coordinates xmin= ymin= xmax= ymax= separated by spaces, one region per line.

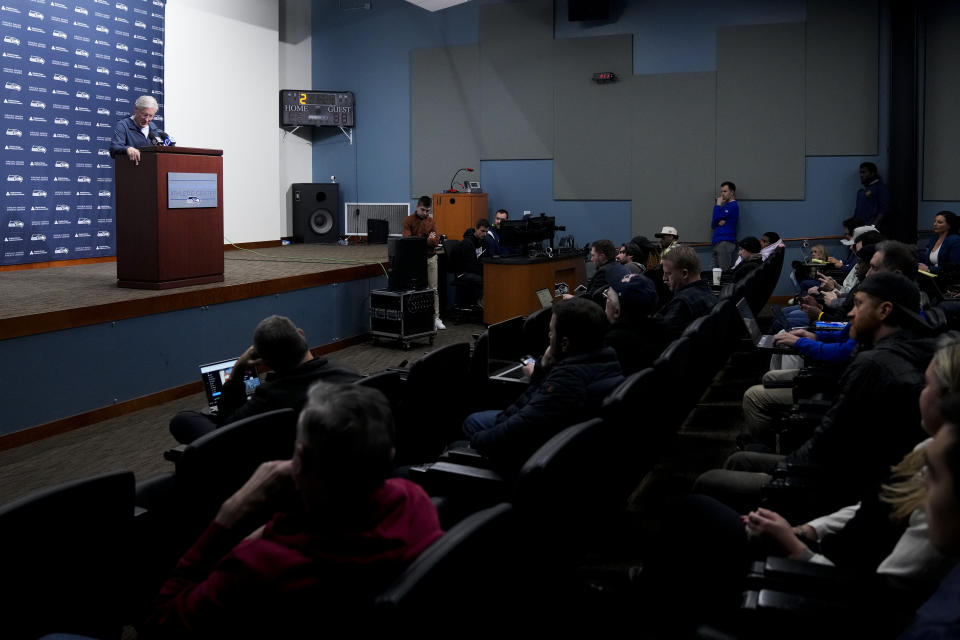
xmin=482 ymin=254 xmax=586 ymax=324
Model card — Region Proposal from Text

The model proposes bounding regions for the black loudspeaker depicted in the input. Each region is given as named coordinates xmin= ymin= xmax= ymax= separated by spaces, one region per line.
xmin=367 ymin=219 xmax=389 ymax=244
xmin=388 ymin=236 xmax=427 ymax=291
xmin=292 ymin=183 xmax=340 ymax=243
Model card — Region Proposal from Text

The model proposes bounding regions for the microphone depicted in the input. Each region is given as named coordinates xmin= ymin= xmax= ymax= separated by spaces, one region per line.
xmin=148 ymin=130 xmax=161 ymax=145
xmin=155 ymin=130 xmax=176 ymax=147
xmin=447 ymin=167 xmax=474 ymax=193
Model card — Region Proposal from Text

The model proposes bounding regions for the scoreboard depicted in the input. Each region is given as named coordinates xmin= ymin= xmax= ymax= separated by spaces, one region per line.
xmin=279 ymin=91 xmax=355 ymax=127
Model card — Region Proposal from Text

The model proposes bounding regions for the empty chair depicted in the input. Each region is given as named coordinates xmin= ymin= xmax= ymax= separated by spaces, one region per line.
xmin=0 ymin=471 xmax=135 ymax=640
xmin=394 ymin=342 xmax=472 ymax=464
xmin=355 ymin=369 xmax=405 ymax=417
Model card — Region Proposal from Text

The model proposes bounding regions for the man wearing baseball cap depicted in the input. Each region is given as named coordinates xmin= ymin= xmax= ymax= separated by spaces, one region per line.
xmin=603 ymin=274 xmax=668 ymax=375
xmin=655 ymin=226 xmax=680 ymax=257
xmin=696 ymin=271 xmax=936 ymax=518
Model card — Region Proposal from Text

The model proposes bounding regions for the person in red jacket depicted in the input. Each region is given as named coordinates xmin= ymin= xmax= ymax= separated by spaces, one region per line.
xmin=148 ymin=383 xmax=443 ymax=638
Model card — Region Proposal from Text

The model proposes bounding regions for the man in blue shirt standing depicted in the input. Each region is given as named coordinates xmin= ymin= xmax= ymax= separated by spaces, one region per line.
xmin=712 ymin=180 xmax=739 ymax=270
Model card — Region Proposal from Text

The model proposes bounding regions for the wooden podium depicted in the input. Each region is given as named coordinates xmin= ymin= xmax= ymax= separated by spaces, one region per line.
xmin=115 ymin=146 xmax=225 ymax=289
xmin=432 ymin=192 xmax=488 ymax=239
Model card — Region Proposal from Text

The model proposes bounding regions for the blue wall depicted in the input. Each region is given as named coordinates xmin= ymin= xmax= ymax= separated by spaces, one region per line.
xmin=0 ymin=276 xmax=385 ymax=435
xmin=310 ymin=0 xmax=905 ymax=294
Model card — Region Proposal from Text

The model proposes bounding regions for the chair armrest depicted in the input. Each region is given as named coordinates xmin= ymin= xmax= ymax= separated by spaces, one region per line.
xmin=745 ymin=557 xmax=859 ymax=600
xmin=134 ymin=472 xmax=175 ymax=511
xmin=408 ymin=462 xmax=508 ymax=504
xmin=439 ymin=446 xmax=492 ymax=467
xmin=162 ymin=444 xmax=186 ymax=463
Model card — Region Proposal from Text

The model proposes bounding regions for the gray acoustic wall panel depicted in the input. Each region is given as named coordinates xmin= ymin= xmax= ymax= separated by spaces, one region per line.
xmin=923 ymin=7 xmax=960 ymax=201
xmin=631 ymin=72 xmax=717 ymax=242
xmin=410 ymin=45 xmax=481 ymax=199
xmin=805 ymin=0 xmax=878 ymax=156
xmin=553 ymin=35 xmax=634 ymax=200
xmin=479 ymin=0 xmax=555 ymax=160
xmin=716 ymin=23 xmax=806 ymax=200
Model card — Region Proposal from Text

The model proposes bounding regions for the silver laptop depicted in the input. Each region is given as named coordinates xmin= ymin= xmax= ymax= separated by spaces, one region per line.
xmin=736 ymin=299 xmax=793 ymax=352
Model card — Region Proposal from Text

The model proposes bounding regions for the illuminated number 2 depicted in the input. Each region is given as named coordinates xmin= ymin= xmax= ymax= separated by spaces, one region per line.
xmin=299 ymin=93 xmax=307 ymax=105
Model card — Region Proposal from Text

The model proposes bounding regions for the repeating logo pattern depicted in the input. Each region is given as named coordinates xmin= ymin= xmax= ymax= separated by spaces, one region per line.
xmin=1 ymin=0 xmax=165 ymax=264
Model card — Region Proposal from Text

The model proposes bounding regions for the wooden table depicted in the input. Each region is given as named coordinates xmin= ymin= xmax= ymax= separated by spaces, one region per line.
xmin=482 ymin=254 xmax=587 ymax=324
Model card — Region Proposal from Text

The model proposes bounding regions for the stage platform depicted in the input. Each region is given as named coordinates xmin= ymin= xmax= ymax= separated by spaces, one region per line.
xmin=0 ymin=244 xmax=390 ymax=444
xmin=1 ymin=244 xmax=388 ymax=340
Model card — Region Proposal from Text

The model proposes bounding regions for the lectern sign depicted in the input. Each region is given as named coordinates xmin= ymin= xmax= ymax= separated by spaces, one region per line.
xmin=167 ymin=172 xmax=217 ymax=209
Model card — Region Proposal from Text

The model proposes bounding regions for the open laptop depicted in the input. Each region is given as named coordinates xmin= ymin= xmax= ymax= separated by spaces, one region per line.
xmin=535 ymin=288 xmax=554 ymax=309
xmin=736 ymin=299 xmax=795 ymax=353
xmin=199 ymin=358 xmax=261 ymax=414
xmin=487 ymin=315 xmax=531 ymax=383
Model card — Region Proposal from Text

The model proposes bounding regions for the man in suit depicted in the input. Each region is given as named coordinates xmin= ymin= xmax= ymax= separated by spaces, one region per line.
xmin=109 ymin=95 xmax=161 ymax=165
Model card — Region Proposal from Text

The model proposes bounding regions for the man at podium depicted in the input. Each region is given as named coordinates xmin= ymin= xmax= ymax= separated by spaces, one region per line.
xmin=109 ymin=94 xmax=160 ymax=165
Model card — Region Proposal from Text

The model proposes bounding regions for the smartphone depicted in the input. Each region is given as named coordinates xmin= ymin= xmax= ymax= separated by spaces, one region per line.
xmin=521 ymin=355 xmax=536 ymax=367
xmin=574 ymin=284 xmax=587 ymax=294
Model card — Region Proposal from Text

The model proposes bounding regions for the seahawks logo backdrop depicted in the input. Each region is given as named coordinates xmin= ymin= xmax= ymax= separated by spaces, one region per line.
xmin=1 ymin=0 xmax=165 ymax=265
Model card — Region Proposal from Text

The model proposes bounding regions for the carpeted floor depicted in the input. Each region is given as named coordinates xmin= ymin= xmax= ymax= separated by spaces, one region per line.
xmin=0 ymin=318 xmax=483 ymax=506
xmin=0 ymin=244 xmax=389 ymax=321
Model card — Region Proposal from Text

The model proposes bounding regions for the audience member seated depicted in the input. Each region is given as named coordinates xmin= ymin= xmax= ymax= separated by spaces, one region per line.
xmin=462 ymin=298 xmax=623 ymax=473
xmin=898 ymin=395 xmax=960 ymax=639
xmin=828 ymin=217 xmax=860 ymax=272
xmin=616 ymin=242 xmax=646 ymax=275
xmin=759 ymin=231 xmax=786 ymax=261
xmin=627 ymin=235 xmax=661 ymax=270
xmin=778 ymin=230 xmax=885 ymax=331
xmin=919 ymin=210 xmax=960 ymax=274
xmin=731 ymin=236 xmax=763 ymax=283
xmin=743 ymin=241 xmax=919 ymax=446
xmin=169 ymin=315 xmax=361 ymax=444
xmin=562 ymin=239 xmax=628 ymax=306
xmin=654 ymin=226 xmax=680 ymax=258
xmin=695 ymin=272 xmax=936 ymax=516
xmin=451 ymin=218 xmax=489 ymax=306
xmin=655 ymin=245 xmax=717 ymax=342
xmin=148 ymin=383 xmax=443 ymax=637
xmin=644 ymin=341 xmax=960 ymax=637
xmin=603 ymin=274 xmax=668 ymax=376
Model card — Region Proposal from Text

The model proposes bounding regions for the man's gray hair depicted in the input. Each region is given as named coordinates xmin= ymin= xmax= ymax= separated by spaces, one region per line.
xmin=297 ymin=382 xmax=395 ymax=494
xmin=135 ymin=95 xmax=158 ymax=110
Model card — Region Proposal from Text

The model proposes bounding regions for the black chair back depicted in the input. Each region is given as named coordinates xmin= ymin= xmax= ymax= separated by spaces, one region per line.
xmin=396 ymin=342 xmax=472 ymax=463
xmin=0 ymin=471 xmax=135 ymax=640
xmin=374 ymin=503 xmax=515 ymax=626
xmin=355 ymin=369 xmax=405 ymax=417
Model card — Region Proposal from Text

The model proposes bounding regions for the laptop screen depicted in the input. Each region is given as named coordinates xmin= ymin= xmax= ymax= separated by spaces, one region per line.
xmin=487 ymin=315 xmax=525 ymax=364
xmin=200 ymin=359 xmax=260 ymax=408
xmin=535 ymin=288 xmax=553 ymax=308
xmin=736 ymin=299 xmax=763 ymax=343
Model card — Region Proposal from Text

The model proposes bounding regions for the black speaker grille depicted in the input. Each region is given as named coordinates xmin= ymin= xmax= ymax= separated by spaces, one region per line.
xmin=309 ymin=209 xmax=334 ymax=235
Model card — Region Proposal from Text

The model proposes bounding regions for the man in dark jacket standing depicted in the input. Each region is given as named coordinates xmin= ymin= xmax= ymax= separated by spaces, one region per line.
xmin=169 ymin=315 xmax=361 ymax=444
xmin=463 ymin=298 xmax=623 ymax=472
